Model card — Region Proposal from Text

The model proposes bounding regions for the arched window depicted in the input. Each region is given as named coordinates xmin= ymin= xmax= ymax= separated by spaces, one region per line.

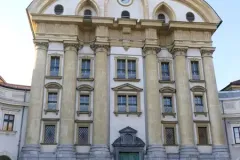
xmin=158 ymin=13 xmax=166 ymax=23
xmin=121 ymin=11 xmax=130 ymax=19
xmin=84 ymin=9 xmax=92 ymax=19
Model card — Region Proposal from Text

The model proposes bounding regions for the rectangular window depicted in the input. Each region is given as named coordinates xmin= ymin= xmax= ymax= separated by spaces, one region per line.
xmin=3 ymin=114 xmax=15 ymax=131
xmin=80 ymin=95 xmax=89 ymax=112
xmin=81 ymin=59 xmax=91 ymax=78
xmin=48 ymin=93 xmax=58 ymax=110
xmin=233 ymin=127 xmax=240 ymax=144
xmin=194 ymin=96 xmax=204 ymax=112
xmin=44 ymin=125 xmax=56 ymax=144
xmin=117 ymin=59 xmax=137 ymax=79
xmin=50 ymin=57 xmax=60 ymax=76
xmin=118 ymin=95 xmax=127 ymax=112
xmin=191 ymin=61 xmax=200 ymax=80
xmin=163 ymin=97 xmax=173 ymax=113
xmin=198 ymin=127 xmax=208 ymax=145
xmin=128 ymin=60 xmax=136 ymax=79
xmin=161 ymin=62 xmax=170 ymax=81
xmin=117 ymin=59 xmax=126 ymax=79
xmin=128 ymin=95 xmax=137 ymax=112
xmin=165 ymin=127 xmax=175 ymax=145
xmin=78 ymin=127 xmax=89 ymax=145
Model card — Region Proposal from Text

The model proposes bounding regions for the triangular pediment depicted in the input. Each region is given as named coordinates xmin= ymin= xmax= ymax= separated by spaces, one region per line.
xmin=119 ymin=126 xmax=137 ymax=134
xmin=112 ymin=83 xmax=143 ymax=92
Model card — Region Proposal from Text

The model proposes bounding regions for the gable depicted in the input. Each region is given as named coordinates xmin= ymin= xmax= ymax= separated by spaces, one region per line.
xmin=112 ymin=83 xmax=143 ymax=92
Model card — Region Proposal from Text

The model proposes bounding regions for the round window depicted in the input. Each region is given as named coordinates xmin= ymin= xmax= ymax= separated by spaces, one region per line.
xmin=186 ymin=12 xmax=195 ymax=22
xmin=54 ymin=4 xmax=64 ymax=15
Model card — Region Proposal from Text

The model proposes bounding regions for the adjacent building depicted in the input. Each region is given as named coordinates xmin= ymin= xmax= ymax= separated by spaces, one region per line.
xmin=20 ymin=0 xmax=230 ymax=159
xmin=220 ymin=80 xmax=240 ymax=160
xmin=0 ymin=76 xmax=30 ymax=160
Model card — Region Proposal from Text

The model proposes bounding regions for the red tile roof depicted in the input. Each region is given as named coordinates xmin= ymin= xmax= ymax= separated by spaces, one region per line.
xmin=0 ymin=76 xmax=30 ymax=91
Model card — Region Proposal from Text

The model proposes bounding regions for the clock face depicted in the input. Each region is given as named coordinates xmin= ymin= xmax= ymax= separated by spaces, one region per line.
xmin=118 ymin=0 xmax=133 ymax=6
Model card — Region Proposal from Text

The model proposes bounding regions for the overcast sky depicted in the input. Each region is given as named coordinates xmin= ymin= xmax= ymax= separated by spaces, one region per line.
xmin=0 ymin=0 xmax=239 ymax=90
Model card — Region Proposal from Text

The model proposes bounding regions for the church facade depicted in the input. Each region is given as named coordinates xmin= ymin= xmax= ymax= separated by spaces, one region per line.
xmin=21 ymin=0 xmax=230 ymax=159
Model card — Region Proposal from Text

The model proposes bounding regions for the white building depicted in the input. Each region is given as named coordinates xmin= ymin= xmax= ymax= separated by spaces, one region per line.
xmin=0 ymin=76 xmax=30 ymax=160
xmin=219 ymin=80 xmax=240 ymax=160
xmin=20 ymin=0 xmax=229 ymax=160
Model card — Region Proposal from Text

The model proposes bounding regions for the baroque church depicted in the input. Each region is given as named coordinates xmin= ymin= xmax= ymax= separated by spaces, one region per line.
xmin=20 ymin=0 xmax=230 ymax=159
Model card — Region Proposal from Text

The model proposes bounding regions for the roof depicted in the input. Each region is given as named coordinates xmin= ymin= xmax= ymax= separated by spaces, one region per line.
xmin=221 ymin=80 xmax=240 ymax=91
xmin=0 ymin=76 xmax=30 ymax=91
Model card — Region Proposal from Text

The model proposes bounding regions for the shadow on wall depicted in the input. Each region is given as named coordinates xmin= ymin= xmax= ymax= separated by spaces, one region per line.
xmin=0 ymin=156 xmax=11 ymax=160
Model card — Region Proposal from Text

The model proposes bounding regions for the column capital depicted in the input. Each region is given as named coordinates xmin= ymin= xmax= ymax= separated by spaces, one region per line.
xmin=64 ymin=41 xmax=81 ymax=52
xmin=201 ymin=47 xmax=215 ymax=57
xmin=142 ymin=46 xmax=161 ymax=57
xmin=170 ymin=46 xmax=188 ymax=58
xmin=34 ymin=40 xmax=49 ymax=50
xmin=90 ymin=42 xmax=110 ymax=53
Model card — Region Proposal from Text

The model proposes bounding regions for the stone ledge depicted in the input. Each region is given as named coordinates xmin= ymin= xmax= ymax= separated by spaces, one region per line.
xmin=159 ymin=80 xmax=175 ymax=84
xmin=77 ymin=78 xmax=94 ymax=81
xmin=45 ymin=76 xmax=62 ymax=79
xmin=40 ymin=143 xmax=57 ymax=145
xmin=113 ymin=78 xmax=140 ymax=82
xmin=44 ymin=109 xmax=59 ymax=115
xmin=0 ymin=130 xmax=17 ymax=135
xmin=77 ymin=111 xmax=92 ymax=117
xmin=189 ymin=79 xmax=206 ymax=83
xmin=194 ymin=112 xmax=208 ymax=117
xmin=114 ymin=111 xmax=142 ymax=117
xmin=162 ymin=112 xmax=176 ymax=118
xmin=74 ymin=144 xmax=91 ymax=146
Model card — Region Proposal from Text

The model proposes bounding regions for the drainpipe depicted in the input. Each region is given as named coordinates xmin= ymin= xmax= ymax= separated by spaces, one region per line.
xmin=221 ymin=100 xmax=231 ymax=160
xmin=17 ymin=90 xmax=27 ymax=160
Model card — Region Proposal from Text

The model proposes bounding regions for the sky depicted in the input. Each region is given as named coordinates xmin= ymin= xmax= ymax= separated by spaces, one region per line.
xmin=0 ymin=0 xmax=239 ymax=90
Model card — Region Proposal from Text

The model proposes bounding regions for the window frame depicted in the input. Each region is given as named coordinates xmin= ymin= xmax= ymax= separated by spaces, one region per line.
xmin=44 ymin=83 xmax=62 ymax=115
xmin=78 ymin=56 xmax=94 ymax=80
xmin=114 ymin=57 xmax=139 ymax=81
xmin=75 ymin=123 xmax=91 ymax=146
xmin=121 ymin=10 xmax=130 ymax=19
xmin=195 ymin=123 xmax=211 ymax=145
xmin=233 ymin=127 xmax=240 ymax=144
xmin=160 ymin=87 xmax=176 ymax=118
xmin=159 ymin=60 xmax=173 ymax=82
xmin=189 ymin=58 xmax=203 ymax=81
xmin=163 ymin=124 xmax=178 ymax=146
xmin=76 ymin=85 xmax=94 ymax=117
xmin=2 ymin=114 xmax=15 ymax=131
xmin=158 ymin=13 xmax=166 ymax=23
xmin=41 ymin=121 xmax=58 ymax=145
xmin=46 ymin=54 xmax=63 ymax=78
xmin=84 ymin=9 xmax=92 ymax=18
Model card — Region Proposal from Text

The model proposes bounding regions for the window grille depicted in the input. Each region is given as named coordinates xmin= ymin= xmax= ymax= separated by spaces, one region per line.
xmin=165 ymin=127 xmax=175 ymax=145
xmin=158 ymin=14 xmax=166 ymax=23
xmin=78 ymin=127 xmax=89 ymax=145
xmin=44 ymin=125 xmax=55 ymax=144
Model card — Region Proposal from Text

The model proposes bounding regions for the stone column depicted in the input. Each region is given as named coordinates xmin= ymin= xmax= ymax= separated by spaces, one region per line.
xmin=171 ymin=47 xmax=198 ymax=159
xmin=21 ymin=40 xmax=48 ymax=159
xmin=201 ymin=48 xmax=230 ymax=159
xmin=143 ymin=47 xmax=166 ymax=160
xmin=89 ymin=43 xmax=111 ymax=160
xmin=57 ymin=42 xmax=79 ymax=160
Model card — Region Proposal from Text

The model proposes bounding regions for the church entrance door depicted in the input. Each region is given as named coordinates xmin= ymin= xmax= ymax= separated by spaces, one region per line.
xmin=119 ymin=152 xmax=139 ymax=160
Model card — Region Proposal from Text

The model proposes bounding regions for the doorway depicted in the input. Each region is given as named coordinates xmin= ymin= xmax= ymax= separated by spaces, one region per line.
xmin=119 ymin=152 xmax=139 ymax=160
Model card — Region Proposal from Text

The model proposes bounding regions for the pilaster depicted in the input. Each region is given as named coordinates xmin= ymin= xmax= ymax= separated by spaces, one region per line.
xmin=171 ymin=46 xmax=198 ymax=159
xmin=57 ymin=41 xmax=80 ymax=159
xmin=20 ymin=40 xmax=48 ymax=159
xmin=143 ymin=45 xmax=166 ymax=160
xmin=201 ymin=47 xmax=230 ymax=159
xmin=89 ymin=26 xmax=111 ymax=160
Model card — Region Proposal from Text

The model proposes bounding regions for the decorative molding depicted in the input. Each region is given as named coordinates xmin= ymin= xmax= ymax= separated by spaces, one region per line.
xmin=34 ymin=40 xmax=49 ymax=50
xmin=161 ymin=121 xmax=178 ymax=124
xmin=189 ymin=79 xmax=205 ymax=83
xmin=41 ymin=118 xmax=60 ymax=121
xmin=45 ymin=76 xmax=62 ymax=80
xmin=112 ymin=83 xmax=143 ymax=92
xmin=194 ymin=112 xmax=208 ymax=117
xmin=142 ymin=46 xmax=161 ymax=56
xmin=77 ymin=78 xmax=94 ymax=82
xmin=114 ymin=112 xmax=142 ymax=117
xmin=113 ymin=78 xmax=140 ymax=82
xmin=193 ymin=120 xmax=210 ymax=123
xmin=44 ymin=109 xmax=59 ymax=115
xmin=64 ymin=42 xmax=81 ymax=51
xmin=201 ymin=47 xmax=215 ymax=57
xmin=0 ymin=130 xmax=17 ymax=135
xmin=74 ymin=120 xmax=93 ymax=123
xmin=190 ymin=86 xmax=206 ymax=92
xmin=170 ymin=46 xmax=188 ymax=56
xmin=162 ymin=112 xmax=176 ymax=118
xmin=159 ymin=87 xmax=176 ymax=93
xmin=45 ymin=82 xmax=62 ymax=89
xmin=76 ymin=84 xmax=94 ymax=91
xmin=90 ymin=43 xmax=109 ymax=52
xmin=159 ymin=80 xmax=175 ymax=84
xmin=77 ymin=111 xmax=92 ymax=117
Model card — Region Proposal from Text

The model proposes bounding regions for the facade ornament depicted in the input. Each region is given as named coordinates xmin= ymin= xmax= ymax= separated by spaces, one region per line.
xmin=64 ymin=42 xmax=81 ymax=51
xmin=90 ymin=42 xmax=110 ymax=53
xmin=142 ymin=46 xmax=161 ymax=57
xmin=201 ymin=47 xmax=215 ymax=57
xmin=34 ymin=41 xmax=49 ymax=50
xmin=170 ymin=46 xmax=188 ymax=57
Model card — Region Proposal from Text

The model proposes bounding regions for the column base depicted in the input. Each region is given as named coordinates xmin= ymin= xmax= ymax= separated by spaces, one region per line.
xmin=57 ymin=144 xmax=76 ymax=160
xmin=212 ymin=145 xmax=230 ymax=160
xmin=20 ymin=144 xmax=40 ymax=160
xmin=145 ymin=145 xmax=167 ymax=160
xmin=89 ymin=144 xmax=111 ymax=160
xmin=179 ymin=145 xmax=199 ymax=160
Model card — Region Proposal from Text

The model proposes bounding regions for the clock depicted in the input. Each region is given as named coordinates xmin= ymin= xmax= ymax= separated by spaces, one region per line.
xmin=118 ymin=0 xmax=133 ymax=6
